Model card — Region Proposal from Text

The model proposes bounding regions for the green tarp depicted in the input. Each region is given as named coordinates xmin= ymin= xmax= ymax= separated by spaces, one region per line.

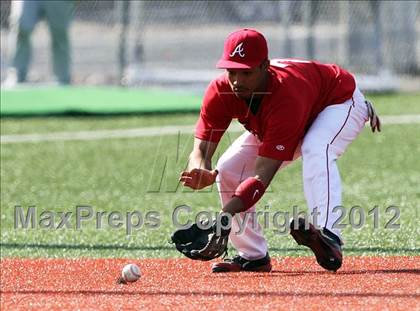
xmin=1 ymin=87 xmax=202 ymax=116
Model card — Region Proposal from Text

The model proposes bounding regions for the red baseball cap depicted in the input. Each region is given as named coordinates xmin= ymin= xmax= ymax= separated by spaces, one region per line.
xmin=216 ymin=28 xmax=268 ymax=69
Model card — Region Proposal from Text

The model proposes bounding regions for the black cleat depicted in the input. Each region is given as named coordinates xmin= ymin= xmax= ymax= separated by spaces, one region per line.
xmin=290 ymin=217 xmax=343 ymax=272
xmin=212 ymin=253 xmax=272 ymax=273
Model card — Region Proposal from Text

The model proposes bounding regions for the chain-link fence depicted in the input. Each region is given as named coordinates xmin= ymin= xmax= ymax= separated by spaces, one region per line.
xmin=1 ymin=0 xmax=419 ymax=88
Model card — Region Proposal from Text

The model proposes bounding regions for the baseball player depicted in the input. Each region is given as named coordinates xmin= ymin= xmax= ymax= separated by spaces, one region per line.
xmin=179 ymin=28 xmax=380 ymax=273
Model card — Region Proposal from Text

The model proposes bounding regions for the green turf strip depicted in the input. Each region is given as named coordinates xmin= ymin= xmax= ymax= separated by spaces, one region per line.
xmin=1 ymin=87 xmax=202 ymax=116
xmin=1 ymin=87 xmax=419 ymax=117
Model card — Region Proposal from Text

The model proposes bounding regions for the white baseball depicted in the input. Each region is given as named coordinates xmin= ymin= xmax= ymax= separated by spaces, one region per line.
xmin=121 ymin=264 xmax=141 ymax=282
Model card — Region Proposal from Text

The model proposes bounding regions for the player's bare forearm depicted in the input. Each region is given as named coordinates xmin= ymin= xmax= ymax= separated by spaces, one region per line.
xmin=221 ymin=156 xmax=282 ymax=215
xmin=187 ymin=138 xmax=218 ymax=170
xmin=254 ymin=156 xmax=282 ymax=187
xmin=180 ymin=138 xmax=219 ymax=189
xmin=222 ymin=196 xmax=246 ymax=215
xmin=187 ymin=152 xmax=212 ymax=171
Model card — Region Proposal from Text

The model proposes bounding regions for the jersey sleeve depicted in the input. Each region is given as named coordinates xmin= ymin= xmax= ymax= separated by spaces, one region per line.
xmin=195 ymin=81 xmax=232 ymax=143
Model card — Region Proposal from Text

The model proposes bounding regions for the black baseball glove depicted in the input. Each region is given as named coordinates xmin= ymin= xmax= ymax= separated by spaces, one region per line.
xmin=171 ymin=216 xmax=231 ymax=261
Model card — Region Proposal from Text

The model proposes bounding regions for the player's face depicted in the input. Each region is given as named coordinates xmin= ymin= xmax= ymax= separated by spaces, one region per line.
xmin=226 ymin=62 xmax=268 ymax=100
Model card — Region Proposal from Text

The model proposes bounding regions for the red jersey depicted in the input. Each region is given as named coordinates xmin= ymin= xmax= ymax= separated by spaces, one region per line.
xmin=195 ymin=59 xmax=356 ymax=161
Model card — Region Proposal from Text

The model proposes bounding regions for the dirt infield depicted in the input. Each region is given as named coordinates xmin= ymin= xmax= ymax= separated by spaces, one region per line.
xmin=1 ymin=256 xmax=419 ymax=310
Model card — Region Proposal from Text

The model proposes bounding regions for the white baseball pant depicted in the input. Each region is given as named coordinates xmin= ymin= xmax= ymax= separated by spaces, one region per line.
xmin=215 ymin=86 xmax=370 ymax=260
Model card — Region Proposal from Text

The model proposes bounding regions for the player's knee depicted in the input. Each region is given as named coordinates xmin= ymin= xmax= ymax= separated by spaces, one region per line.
xmin=301 ymin=139 xmax=327 ymax=159
xmin=302 ymin=142 xmax=328 ymax=169
xmin=216 ymin=157 xmax=233 ymax=180
xmin=216 ymin=157 xmax=245 ymax=187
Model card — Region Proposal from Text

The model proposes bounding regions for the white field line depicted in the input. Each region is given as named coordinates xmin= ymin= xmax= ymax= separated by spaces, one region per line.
xmin=1 ymin=114 xmax=420 ymax=144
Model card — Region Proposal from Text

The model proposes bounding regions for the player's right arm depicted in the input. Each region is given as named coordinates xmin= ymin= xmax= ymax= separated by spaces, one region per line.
xmin=187 ymin=138 xmax=218 ymax=171
xmin=180 ymin=79 xmax=231 ymax=190
xmin=179 ymin=138 xmax=219 ymax=190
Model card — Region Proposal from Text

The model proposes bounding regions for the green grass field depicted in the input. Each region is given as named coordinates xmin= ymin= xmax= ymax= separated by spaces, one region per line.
xmin=1 ymin=91 xmax=419 ymax=259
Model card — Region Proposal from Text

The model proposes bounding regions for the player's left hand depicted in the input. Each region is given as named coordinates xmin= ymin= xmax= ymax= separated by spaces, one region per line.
xmin=179 ymin=168 xmax=218 ymax=189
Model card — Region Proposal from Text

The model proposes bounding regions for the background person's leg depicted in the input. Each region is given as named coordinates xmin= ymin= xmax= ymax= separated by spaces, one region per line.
xmin=10 ymin=0 xmax=41 ymax=82
xmin=43 ymin=0 xmax=73 ymax=84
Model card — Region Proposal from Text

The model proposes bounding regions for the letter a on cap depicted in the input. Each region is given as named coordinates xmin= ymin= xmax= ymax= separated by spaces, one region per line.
xmin=230 ymin=42 xmax=245 ymax=58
